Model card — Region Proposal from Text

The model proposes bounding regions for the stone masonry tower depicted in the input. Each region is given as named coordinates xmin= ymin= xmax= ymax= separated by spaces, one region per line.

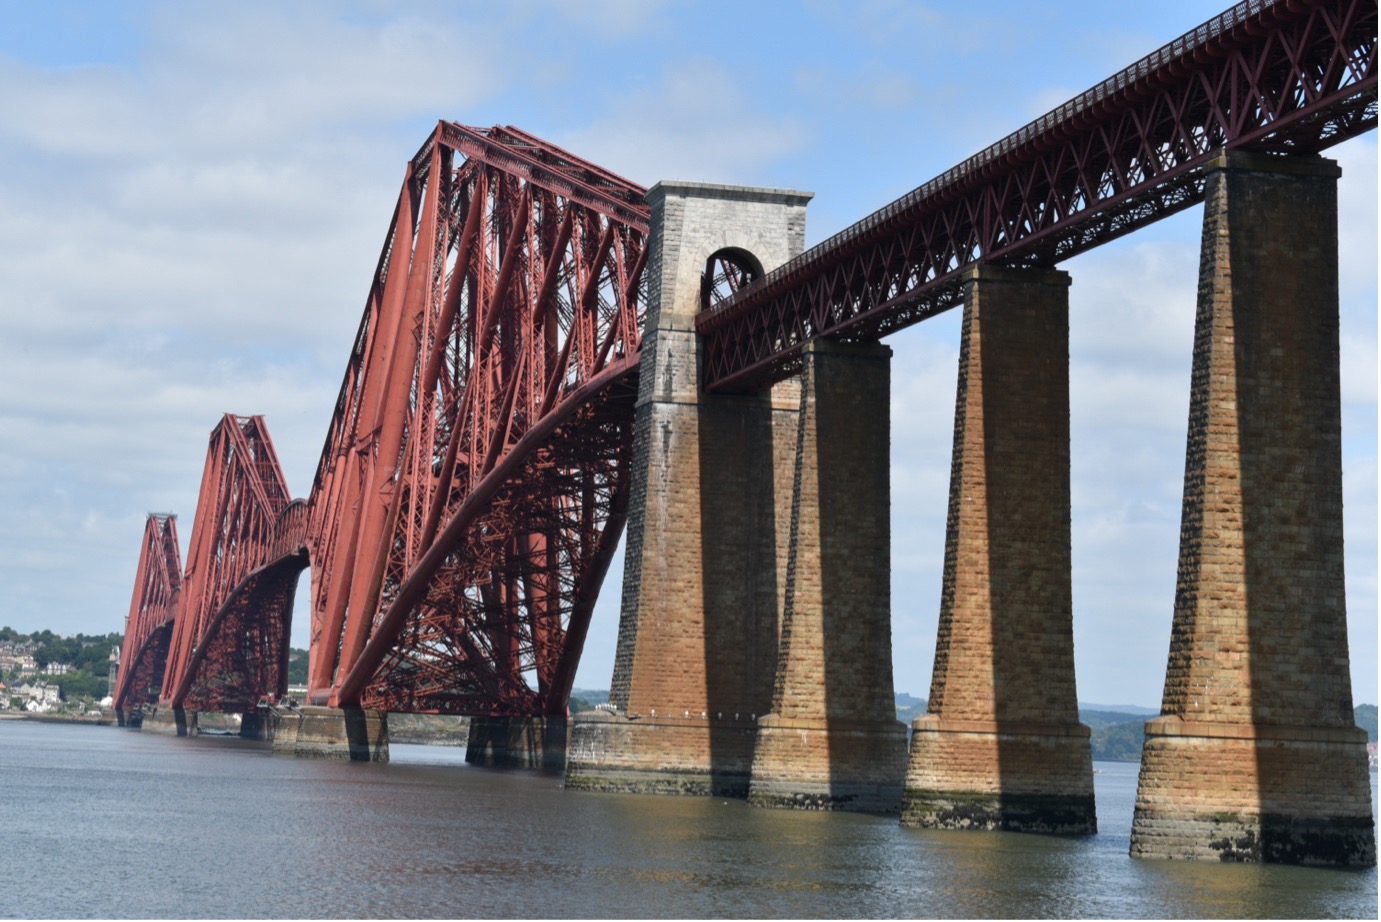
xmin=566 ymin=181 xmax=810 ymax=796
xmin=747 ymin=340 xmax=909 ymax=812
xmin=1130 ymin=152 xmax=1375 ymax=866
xmin=901 ymin=266 xmax=1096 ymax=833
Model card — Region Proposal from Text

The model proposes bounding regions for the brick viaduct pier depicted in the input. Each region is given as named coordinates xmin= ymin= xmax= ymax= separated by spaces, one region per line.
xmin=563 ymin=150 xmax=1375 ymax=865
xmin=114 ymin=0 xmax=1374 ymax=868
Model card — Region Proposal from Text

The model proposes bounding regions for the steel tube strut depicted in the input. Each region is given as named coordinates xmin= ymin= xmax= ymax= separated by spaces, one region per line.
xmin=162 ymin=415 xmax=307 ymax=713
xmin=112 ymin=514 xmax=181 ymax=715
xmin=307 ymin=124 xmax=649 ymax=716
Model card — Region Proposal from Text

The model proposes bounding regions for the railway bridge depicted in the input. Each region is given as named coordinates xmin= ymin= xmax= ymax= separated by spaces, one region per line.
xmin=114 ymin=0 xmax=1376 ymax=865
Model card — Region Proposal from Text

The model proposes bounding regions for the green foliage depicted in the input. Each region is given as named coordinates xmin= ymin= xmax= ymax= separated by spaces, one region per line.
xmin=1080 ymin=709 xmax=1150 ymax=731
xmin=569 ymin=696 xmax=594 ymax=714
xmin=31 ymin=632 xmax=122 ymax=673
xmin=1077 ymin=706 xmax=1379 ymax=761
xmin=895 ymin=703 xmax=926 ymax=725
xmin=893 ymin=693 xmax=927 ymax=726
xmin=1 ymin=629 xmax=121 ymax=697
xmin=1355 ymin=704 xmax=1377 ymax=743
xmin=1089 ymin=720 xmax=1146 ymax=762
xmin=58 ymin=670 xmax=110 ymax=702
xmin=286 ymin=648 xmax=308 ymax=686
xmin=570 ymin=688 xmax=609 ymax=707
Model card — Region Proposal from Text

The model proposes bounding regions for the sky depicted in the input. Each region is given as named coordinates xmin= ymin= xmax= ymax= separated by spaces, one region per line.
xmin=0 ymin=0 xmax=1374 ymax=710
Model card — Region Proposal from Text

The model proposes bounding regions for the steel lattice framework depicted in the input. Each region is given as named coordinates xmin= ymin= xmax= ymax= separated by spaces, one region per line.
xmin=698 ymin=0 xmax=1378 ymax=392
xmin=112 ymin=513 xmax=182 ymax=716
xmin=119 ymin=0 xmax=1375 ymax=724
xmin=305 ymin=124 xmax=649 ymax=715
xmin=162 ymin=415 xmax=309 ymax=713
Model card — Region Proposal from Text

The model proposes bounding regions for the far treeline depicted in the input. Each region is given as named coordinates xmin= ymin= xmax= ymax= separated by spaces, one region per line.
xmin=1 ymin=626 xmax=123 ymax=702
xmin=569 ymin=689 xmax=1381 ymax=764
xmin=22 ymin=639 xmax=1381 ymax=753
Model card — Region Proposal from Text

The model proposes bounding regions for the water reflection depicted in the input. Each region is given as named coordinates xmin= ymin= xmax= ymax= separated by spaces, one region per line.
xmin=1 ymin=724 xmax=1374 ymax=920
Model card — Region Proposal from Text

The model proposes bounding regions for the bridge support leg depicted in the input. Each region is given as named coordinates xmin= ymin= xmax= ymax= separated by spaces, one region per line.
xmin=466 ymin=716 xmax=568 ymax=771
xmin=748 ymin=340 xmax=907 ymax=812
xmin=141 ymin=703 xmax=193 ymax=737
xmin=901 ymin=266 xmax=1095 ymax=834
xmin=566 ymin=181 xmax=811 ymax=797
xmin=1130 ymin=152 xmax=1375 ymax=867
xmin=265 ymin=706 xmax=388 ymax=761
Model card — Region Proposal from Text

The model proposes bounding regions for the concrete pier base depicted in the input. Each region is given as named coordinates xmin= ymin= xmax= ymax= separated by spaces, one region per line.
xmin=902 ymin=717 xmax=1095 ymax=832
xmin=140 ymin=704 xmax=190 ymax=736
xmin=566 ymin=710 xmax=758 ymax=796
xmin=465 ymin=716 xmax=567 ymax=771
xmin=238 ymin=711 xmax=269 ymax=740
xmin=1132 ymin=718 xmax=1375 ymax=864
xmin=748 ymin=716 xmax=907 ymax=812
xmin=266 ymin=706 xmax=388 ymax=761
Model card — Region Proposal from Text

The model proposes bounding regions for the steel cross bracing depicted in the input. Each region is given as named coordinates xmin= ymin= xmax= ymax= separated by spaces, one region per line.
xmin=112 ymin=513 xmax=182 ymax=716
xmin=161 ymin=415 xmax=308 ymax=713
xmin=305 ymin=124 xmax=649 ymax=716
xmin=697 ymin=0 xmax=1378 ymax=392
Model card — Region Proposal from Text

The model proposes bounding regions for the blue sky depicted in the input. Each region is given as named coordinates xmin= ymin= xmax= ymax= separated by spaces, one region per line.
xmin=0 ymin=1 xmax=1374 ymax=709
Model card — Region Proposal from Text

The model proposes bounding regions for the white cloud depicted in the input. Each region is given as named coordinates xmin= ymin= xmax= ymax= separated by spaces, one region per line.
xmin=560 ymin=58 xmax=807 ymax=186
xmin=0 ymin=0 xmax=1371 ymax=713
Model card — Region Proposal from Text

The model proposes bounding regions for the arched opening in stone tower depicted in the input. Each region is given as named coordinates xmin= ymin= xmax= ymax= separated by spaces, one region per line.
xmin=701 ymin=247 xmax=764 ymax=313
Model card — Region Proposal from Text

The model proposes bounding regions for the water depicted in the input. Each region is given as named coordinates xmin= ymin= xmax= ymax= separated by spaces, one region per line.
xmin=1 ymin=720 xmax=1375 ymax=919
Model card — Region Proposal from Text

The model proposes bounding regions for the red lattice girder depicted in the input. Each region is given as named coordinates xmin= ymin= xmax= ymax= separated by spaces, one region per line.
xmin=112 ymin=513 xmax=181 ymax=715
xmin=306 ymin=124 xmax=650 ymax=716
xmin=698 ymin=0 xmax=1378 ymax=392
xmin=163 ymin=415 xmax=308 ymax=712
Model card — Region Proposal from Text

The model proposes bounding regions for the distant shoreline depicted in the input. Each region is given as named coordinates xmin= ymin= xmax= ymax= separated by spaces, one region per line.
xmin=4 ymin=712 xmax=113 ymax=726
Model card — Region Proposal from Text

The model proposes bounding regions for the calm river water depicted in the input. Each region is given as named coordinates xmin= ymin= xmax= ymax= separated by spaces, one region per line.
xmin=0 ymin=720 xmax=1375 ymax=919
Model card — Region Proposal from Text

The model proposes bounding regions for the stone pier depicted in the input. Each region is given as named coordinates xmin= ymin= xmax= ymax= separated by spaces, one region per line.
xmin=1130 ymin=152 xmax=1375 ymax=867
xmin=139 ymin=703 xmax=191 ymax=736
xmin=902 ymin=266 xmax=1096 ymax=834
xmin=265 ymin=705 xmax=389 ymax=761
xmin=748 ymin=340 xmax=908 ymax=813
xmin=565 ymin=181 xmax=810 ymax=797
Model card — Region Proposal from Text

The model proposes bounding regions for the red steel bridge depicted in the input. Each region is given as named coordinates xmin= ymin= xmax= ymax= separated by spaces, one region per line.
xmin=115 ymin=0 xmax=1375 ymax=723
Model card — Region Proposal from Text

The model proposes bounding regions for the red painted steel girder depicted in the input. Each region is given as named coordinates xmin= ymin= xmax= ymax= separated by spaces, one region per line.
xmin=697 ymin=0 xmax=1378 ymax=392
xmin=112 ymin=513 xmax=181 ymax=715
xmin=305 ymin=124 xmax=649 ymax=716
xmin=163 ymin=415 xmax=308 ymax=712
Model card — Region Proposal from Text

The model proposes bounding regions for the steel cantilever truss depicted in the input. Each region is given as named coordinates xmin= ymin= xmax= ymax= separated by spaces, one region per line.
xmin=112 ymin=514 xmax=182 ymax=716
xmin=306 ymin=124 xmax=650 ymax=716
xmin=163 ymin=415 xmax=308 ymax=712
xmin=698 ymin=0 xmax=1378 ymax=391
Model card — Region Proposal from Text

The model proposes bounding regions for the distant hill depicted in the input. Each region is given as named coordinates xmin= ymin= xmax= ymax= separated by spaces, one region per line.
xmin=1079 ymin=703 xmax=1159 ymax=716
xmin=570 ymin=687 xmax=610 ymax=712
xmin=895 ymin=692 xmax=927 ymax=725
xmin=563 ymin=691 xmax=1377 ymax=753
xmin=1080 ymin=709 xmax=1149 ymax=731
xmin=1356 ymin=704 xmax=1376 ymax=743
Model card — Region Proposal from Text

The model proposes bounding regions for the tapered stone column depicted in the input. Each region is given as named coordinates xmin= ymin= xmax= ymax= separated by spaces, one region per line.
xmin=748 ymin=340 xmax=908 ymax=813
xmin=1130 ymin=152 xmax=1375 ymax=867
xmin=566 ymin=182 xmax=811 ymax=797
xmin=902 ymin=266 xmax=1095 ymax=833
